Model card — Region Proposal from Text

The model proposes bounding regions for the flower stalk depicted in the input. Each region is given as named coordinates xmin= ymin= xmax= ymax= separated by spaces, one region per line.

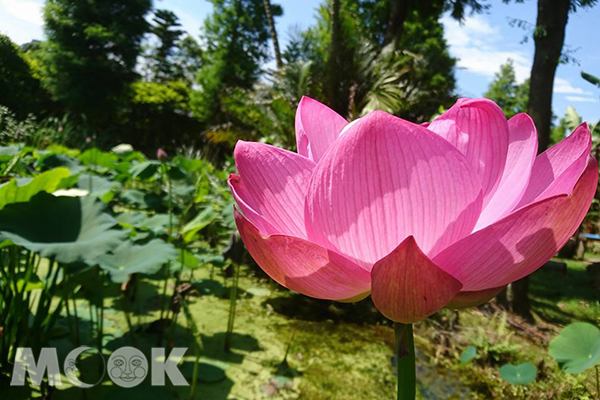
xmin=394 ymin=322 xmax=416 ymax=400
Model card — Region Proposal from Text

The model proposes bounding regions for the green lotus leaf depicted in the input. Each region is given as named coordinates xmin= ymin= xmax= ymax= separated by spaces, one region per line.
xmin=120 ymin=189 xmax=163 ymax=209
xmin=145 ymin=213 xmax=179 ymax=235
xmin=130 ymin=160 xmax=161 ymax=180
xmin=96 ymin=239 xmax=178 ymax=282
xmin=499 ymin=363 xmax=536 ymax=385
xmin=0 ymin=192 xmax=126 ymax=265
xmin=460 ymin=345 xmax=477 ymax=364
xmin=77 ymin=174 xmax=121 ymax=201
xmin=78 ymin=148 xmax=119 ymax=170
xmin=38 ymin=153 xmax=83 ymax=174
xmin=177 ymin=249 xmax=201 ymax=269
xmin=115 ymin=211 xmax=147 ymax=228
xmin=0 ymin=167 xmax=71 ymax=210
xmin=182 ymin=207 xmax=216 ymax=242
xmin=549 ymin=322 xmax=600 ymax=373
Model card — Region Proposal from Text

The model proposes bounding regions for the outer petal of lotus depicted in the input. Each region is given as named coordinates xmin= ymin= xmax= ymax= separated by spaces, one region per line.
xmin=229 ymin=140 xmax=315 ymax=238
xmin=428 ymin=98 xmax=509 ymax=206
xmin=234 ymin=209 xmax=371 ymax=301
xmin=445 ymin=286 xmax=507 ymax=309
xmin=304 ymin=110 xmax=483 ymax=268
xmin=295 ymin=96 xmax=348 ymax=163
xmin=475 ymin=113 xmax=538 ymax=230
xmin=370 ymin=236 xmax=463 ymax=323
xmin=433 ymin=156 xmax=598 ymax=291
xmin=516 ymin=123 xmax=592 ymax=208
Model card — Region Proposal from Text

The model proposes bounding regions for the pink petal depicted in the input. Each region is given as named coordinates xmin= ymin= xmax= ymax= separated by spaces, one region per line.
xmin=475 ymin=114 xmax=538 ymax=230
xmin=295 ymin=96 xmax=348 ymax=162
xmin=434 ymin=156 xmax=598 ymax=291
xmin=304 ymin=110 xmax=483 ymax=267
xmin=235 ymin=209 xmax=371 ymax=301
xmin=445 ymin=286 xmax=506 ymax=309
xmin=231 ymin=141 xmax=315 ymax=238
xmin=517 ymin=123 xmax=592 ymax=207
xmin=428 ymin=98 xmax=509 ymax=205
xmin=370 ymin=236 xmax=463 ymax=323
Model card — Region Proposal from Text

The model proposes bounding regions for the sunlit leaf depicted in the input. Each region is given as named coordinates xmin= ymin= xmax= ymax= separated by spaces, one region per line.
xmin=0 ymin=167 xmax=71 ymax=210
xmin=182 ymin=207 xmax=216 ymax=242
xmin=549 ymin=322 xmax=600 ymax=373
xmin=499 ymin=363 xmax=536 ymax=385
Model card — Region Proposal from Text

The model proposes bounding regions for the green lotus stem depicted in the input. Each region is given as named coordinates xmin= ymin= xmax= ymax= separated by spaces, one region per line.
xmin=158 ymin=163 xmax=174 ymax=346
xmin=394 ymin=323 xmax=416 ymax=400
xmin=596 ymin=365 xmax=600 ymax=399
xmin=181 ymin=296 xmax=203 ymax=400
xmin=224 ymin=263 xmax=240 ymax=352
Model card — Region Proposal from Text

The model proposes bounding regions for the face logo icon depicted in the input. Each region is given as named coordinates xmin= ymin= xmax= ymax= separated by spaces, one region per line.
xmin=107 ymin=347 xmax=148 ymax=388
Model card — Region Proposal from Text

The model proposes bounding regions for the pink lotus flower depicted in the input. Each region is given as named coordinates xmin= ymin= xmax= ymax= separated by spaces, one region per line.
xmin=228 ymin=96 xmax=597 ymax=323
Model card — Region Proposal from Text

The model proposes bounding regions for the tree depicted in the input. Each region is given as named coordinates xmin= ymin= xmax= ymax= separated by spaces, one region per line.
xmin=263 ymin=0 xmax=283 ymax=69
xmin=484 ymin=59 xmax=529 ymax=119
xmin=526 ymin=0 xmax=597 ymax=152
xmin=146 ymin=9 xmax=185 ymax=82
xmin=41 ymin=0 xmax=151 ymax=131
xmin=0 ymin=34 xmax=51 ymax=119
xmin=301 ymin=0 xmax=460 ymax=121
xmin=191 ymin=0 xmax=282 ymax=123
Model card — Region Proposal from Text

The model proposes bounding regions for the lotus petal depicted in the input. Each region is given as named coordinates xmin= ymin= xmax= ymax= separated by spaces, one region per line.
xmin=371 ymin=236 xmax=463 ymax=323
xmin=305 ymin=110 xmax=483 ymax=267
xmin=235 ymin=209 xmax=371 ymax=301
xmin=475 ymin=113 xmax=538 ymax=230
xmin=231 ymin=141 xmax=315 ymax=238
xmin=434 ymin=156 xmax=598 ymax=291
xmin=295 ymin=96 xmax=348 ymax=162
xmin=517 ymin=123 xmax=592 ymax=207
xmin=428 ymin=98 xmax=509 ymax=205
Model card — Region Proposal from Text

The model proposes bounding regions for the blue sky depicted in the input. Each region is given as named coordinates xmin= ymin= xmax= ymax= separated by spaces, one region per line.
xmin=1 ymin=0 xmax=598 ymax=123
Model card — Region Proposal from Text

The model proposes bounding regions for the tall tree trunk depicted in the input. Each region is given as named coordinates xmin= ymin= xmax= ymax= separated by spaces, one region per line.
xmin=384 ymin=0 xmax=411 ymax=46
xmin=263 ymin=0 xmax=283 ymax=70
xmin=528 ymin=0 xmax=570 ymax=152
xmin=511 ymin=0 xmax=570 ymax=321
xmin=327 ymin=0 xmax=343 ymax=114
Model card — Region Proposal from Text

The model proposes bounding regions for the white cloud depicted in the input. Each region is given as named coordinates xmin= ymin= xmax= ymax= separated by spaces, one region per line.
xmin=565 ymin=96 xmax=597 ymax=103
xmin=441 ymin=14 xmax=531 ymax=83
xmin=0 ymin=0 xmax=43 ymax=25
xmin=554 ymin=78 xmax=593 ymax=95
xmin=0 ymin=0 xmax=44 ymax=44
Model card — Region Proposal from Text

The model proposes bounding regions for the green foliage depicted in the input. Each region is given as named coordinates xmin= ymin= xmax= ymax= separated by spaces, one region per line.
xmin=145 ymin=9 xmax=185 ymax=82
xmin=0 ymin=34 xmax=51 ymax=119
xmin=96 ymin=239 xmax=178 ymax=282
xmin=0 ymin=167 xmax=71 ymax=210
xmin=499 ymin=363 xmax=537 ymax=385
xmin=300 ymin=0 xmax=457 ymax=122
xmin=0 ymin=193 xmax=126 ymax=265
xmin=191 ymin=0 xmax=282 ymax=123
xmin=41 ymin=0 xmax=152 ymax=129
xmin=582 ymin=71 xmax=600 ymax=88
xmin=549 ymin=322 xmax=600 ymax=373
xmin=129 ymin=80 xmax=200 ymax=150
xmin=484 ymin=59 xmax=530 ymax=119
